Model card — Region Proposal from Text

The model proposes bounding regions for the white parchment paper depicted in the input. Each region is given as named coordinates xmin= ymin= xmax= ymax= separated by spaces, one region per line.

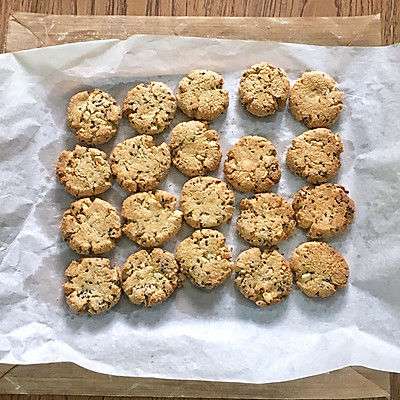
xmin=1 ymin=35 xmax=400 ymax=383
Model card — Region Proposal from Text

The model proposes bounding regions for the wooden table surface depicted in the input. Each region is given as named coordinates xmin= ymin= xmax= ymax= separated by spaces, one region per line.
xmin=0 ymin=1 xmax=399 ymax=400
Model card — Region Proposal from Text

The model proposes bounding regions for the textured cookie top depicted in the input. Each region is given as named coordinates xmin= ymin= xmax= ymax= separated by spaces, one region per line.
xmin=289 ymin=71 xmax=343 ymax=128
xmin=224 ymin=135 xmax=281 ymax=193
xmin=180 ymin=176 xmax=235 ymax=228
xmin=286 ymin=128 xmax=343 ymax=184
xmin=67 ymin=89 xmax=121 ymax=145
xmin=60 ymin=197 xmax=122 ymax=255
xmin=123 ymin=82 xmax=177 ymax=135
xmin=239 ymin=63 xmax=290 ymax=117
xmin=169 ymin=120 xmax=222 ymax=177
xmin=176 ymin=229 xmax=233 ymax=289
xmin=56 ymin=145 xmax=112 ymax=197
xmin=63 ymin=258 xmax=121 ymax=315
xmin=292 ymin=183 xmax=355 ymax=239
xmin=290 ymin=241 xmax=349 ymax=298
xmin=176 ymin=70 xmax=229 ymax=120
xmin=120 ymin=248 xmax=182 ymax=307
xmin=109 ymin=135 xmax=171 ymax=193
xmin=237 ymin=193 xmax=296 ymax=247
xmin=235 ymin=247 xmax=292 ymax=307
xmin=122 ymin=190 xmax=182 ymax=247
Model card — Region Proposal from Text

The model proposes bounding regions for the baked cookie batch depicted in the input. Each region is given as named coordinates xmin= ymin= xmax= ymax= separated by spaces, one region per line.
xmin=57 ymin=66 xmax=354 ymax=315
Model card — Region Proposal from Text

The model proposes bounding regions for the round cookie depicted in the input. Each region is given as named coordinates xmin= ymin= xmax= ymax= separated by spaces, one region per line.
xmin=237 ymin=193 xmax=296 ymax=247
xmin=169 ymin=120 xmax=222 ymax=177
xmin=235 ymin=248 xmax=292 ymax=307
xmin=180 ymin=176 xmax=235 ymax=228
xmin=63 ymin=258 xmax=121 ymax=315
xmin=286 ymin=128 xmax=343 ymax=184
xmin=290 ymin=241 xmax=349 ymax=298
xmin=120 ymin=248 xmax=182 ymax=307
xmin=176 ymin=70 xmax=229 ymax=120
xmin=292 ymin=183 xmax=355 ymax=239
xmin=289 ymin=71 xmax=343 ymax=128
xmin=122 ymin=190 xmax=182 ymax=247
xmin=239 ymin=62 xmax=290 ymax=117
xmin=123 ymin=82 xmax=177 ymax=135
xmin=109 ymin=135 xmax=171 ymax=193
xmin=60 ymin=197 xmax=122 ymax=255
xmin=176 ymin=229 xmax=233 ymax=289
xmin=67 ymin=88 xmax=121 ymax=145
xmin=224 ymin=135 xmax=281 ymax=193
xmin=56 ymin=145 xmax=112 ymax=197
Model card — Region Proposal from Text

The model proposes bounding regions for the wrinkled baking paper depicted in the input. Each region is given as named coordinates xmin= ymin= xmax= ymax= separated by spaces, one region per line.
xmin=0 ymin=35 xmax=400 ymax=383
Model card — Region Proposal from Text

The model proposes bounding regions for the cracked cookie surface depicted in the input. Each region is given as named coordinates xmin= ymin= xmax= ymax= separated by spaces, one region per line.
xmin=63 ymin=258 xmax=121 ymax=315
xmin=56 ymin=145 xmax=112 ymax=197
xmin=180 ymin=176 xmax=235 ymax=228
xmin=286 ymin=128 xmax=343 ymax=184
xmin=224 ymin=135 xmax=281 ymax=192
xmin=67 ymin=88 xmax=121 ymax=145
xmin=169 ymin=120 xmax=222 ymax=177
xmin=235 ymin=247 xmax=292 ymax=307
xmin=120 ymin=248 xmax=182 ymax=307
xmin=239 ymin=63 xmax=290 ymax=117
xmin=122 ymin=190 xmax=182 ymax=247
xmin=176 ymin=229 xmax=233 ymax=289
xmin=109 ymin=135 xmax=171 ymax=193
xmin=176 ymin=70 xmax=229 ymax=120
xmin=289 ymin=71 xmax=343 ymax=128
xmin=292 ymin=183 xmax=355 ymax=239
xmin=123 ymin=82 xmax=177 ymax=135
xmin=60 ymin=197 xmax=122 ymax=255
xmin=290 ymin=241 xmax=349 ymax=298
xmin=237 ymin=193 xmax=296 ymax=247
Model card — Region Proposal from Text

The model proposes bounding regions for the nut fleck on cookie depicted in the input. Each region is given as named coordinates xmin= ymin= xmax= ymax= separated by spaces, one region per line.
xmin=60 ymin=197 xmax=122 ymax=255
xmin=176 ymin=229 xmax=233 ymax=289
xmin=123 ymin=82 xmax=177 ymax=135
xmin=180 ymin=176 xmax=235 ymax=228
xmin=289 ymin=71 xmax=343 ymax=128
xmin=176 ymin=70 xmax=229 ymax=120
xmin=290 ymin=241 xmax=349 ymax=298
xmin=239 ymin=63 xmax=290 ymax=117
xmin=120 ymin=248 xmax=182 ymax=307
xmin=63 ymin=258 xmax=121 ymax=315
xmin=235 ymin=247 xmax=292 ymax=307
xmin=292 ymin=183 xmax=355 ymax=239
xmin=237 ymin=193 xmax=296 ymax=247
xmin=224 ymin=135 xmax=281 ymax=193
xmin=67 ymin=89 xmax=121 ymax=145
xmin=122 ymin=190 xmax=182 ymax=247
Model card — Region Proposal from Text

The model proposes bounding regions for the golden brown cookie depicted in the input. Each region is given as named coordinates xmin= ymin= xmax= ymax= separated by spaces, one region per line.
xmin=235 ymin=247 xmax=292 ymax=307
xmin=122 ymin=190 xmax=182 ymax=247
xmin=60 ymin=198 xmax=122 ymax=255
xmin=67 ymin=89 xmax=121 ymax=145
xmin=120 ymin=248 xmax=182 ymax=307
xmin=169 ymin=120 xmax=222 ymax=177
xmin=290 ymin=241 xmax=349 ymax=298
xmin=56 ymin=145 xmax=112 ymax=197
xmin=180 ymin=176 xmax=235 ymax=228
xmin=176 ymin=70 xmax=229 ymax=120
xmin=63 ymin=258 xmax=121 ymax=315
xmin=109 ymin=135 xmax=171 ymax=193
xmin=289 ymin=71 xmax=343 ymax=128
xmin=237 ymin=193 xmax=296 ymax=247
xmin=224 ymin=135 xmax=281 ymax=193
xmin=239 ymin=62 xmax=290 ymax=117
xmin=123 ymin=82 xmax=177 ymax=135
xmin=176 ymin=229 xmax=233 ymax=289
xmin=286 ymin=128 xmax=343 ymax=184
xmin=292 ymin=183 xmax=355 ymax=239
